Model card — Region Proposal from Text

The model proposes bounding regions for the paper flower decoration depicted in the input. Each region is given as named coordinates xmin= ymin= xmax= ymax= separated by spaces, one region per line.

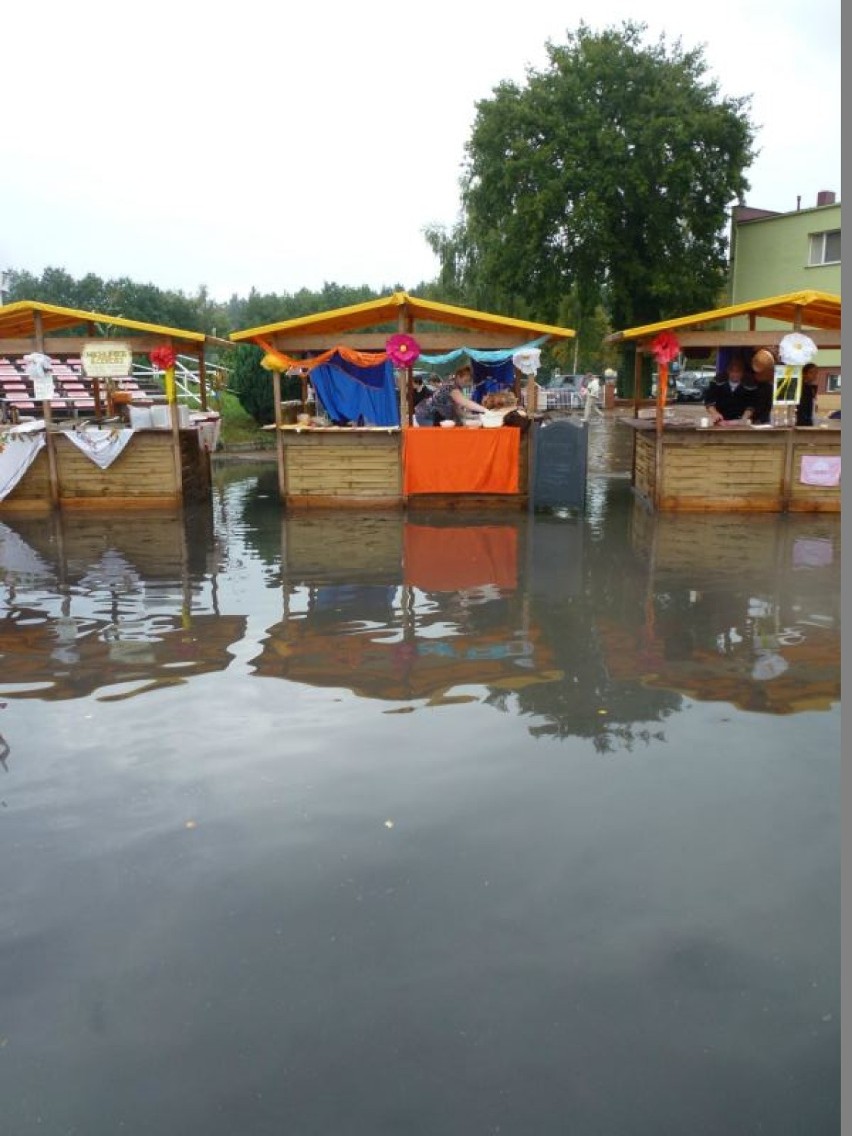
xmin=512 ymin=347 xmax=541 ymax=376
xmin=386 ymin=333 xmax=421 ymax=366
xmin=778 ymin=333 xmax=817 ymax=365
xmin=649 ymin=331 xmax=680 ymax=365
xmin=150 ymin=346 xmax=177 ymax=370
xmin=22 ymin=352 xmax=53 ymax=380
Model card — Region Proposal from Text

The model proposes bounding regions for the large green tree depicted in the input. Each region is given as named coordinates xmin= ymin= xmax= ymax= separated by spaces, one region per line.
xmin=427 ymin=22 xmax=756 ymax=330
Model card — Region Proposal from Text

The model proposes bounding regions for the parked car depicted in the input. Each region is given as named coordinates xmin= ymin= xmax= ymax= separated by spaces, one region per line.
xmin=674 ymin=377 xmax=706 ymax=402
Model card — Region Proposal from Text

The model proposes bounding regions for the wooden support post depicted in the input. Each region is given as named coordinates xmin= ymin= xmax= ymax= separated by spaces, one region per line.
xmin=653 ymin=360 xmax=668 ymax=511
xmin=273 ymin=370 xmax=286 ymax=504
xmin=165 ymin=350 xmax=183 ymax=505
xmin=655 ymin=360 xmax=668 ymax=435
xmin=398 ymin=310 xmax=411 ymax=426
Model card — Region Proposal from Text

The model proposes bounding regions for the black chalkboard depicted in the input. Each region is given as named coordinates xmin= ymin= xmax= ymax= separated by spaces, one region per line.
xmin=531 ymin=418 xmax=588 ymax=511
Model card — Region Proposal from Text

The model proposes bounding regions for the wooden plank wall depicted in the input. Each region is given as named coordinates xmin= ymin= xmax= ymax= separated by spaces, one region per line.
xmin=634 ymin=434 xmax=656 ymax=499
xmin=0 ymin=431 xmax=195 ymax=514
xmin=1 ymin=449 xmax=52 ymax=512
xmin=54 ymin=432 xmax=179 ymax=506
xmin=631 ymin=428 xmax=841 ymax=514
xmin=658 ymin=433 xmax=786 ymax=512
xmin=284 ymin=433 xmax=402 ymax=507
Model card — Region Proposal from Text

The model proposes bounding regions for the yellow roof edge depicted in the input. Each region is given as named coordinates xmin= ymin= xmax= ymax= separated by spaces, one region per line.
xmin=0 ymin=300 xmax=207 ymax=342
xmin=231 ymin=291 xmax=575 ymax=341
xmin=230 ymin=293 xmax=407 ymax=341
xmin=405 ymin=294 xmax=575 ymax=339
xmin=609 ymin=290 xmax=841 ymax=342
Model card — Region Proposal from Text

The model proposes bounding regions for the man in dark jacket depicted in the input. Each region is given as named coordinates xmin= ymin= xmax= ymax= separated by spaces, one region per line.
xmin=704 ymin=357 xmax=756 ymax=423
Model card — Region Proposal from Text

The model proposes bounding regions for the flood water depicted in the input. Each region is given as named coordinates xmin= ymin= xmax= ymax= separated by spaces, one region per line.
xmin=0 ymin=423 xmax=840 ymax=1135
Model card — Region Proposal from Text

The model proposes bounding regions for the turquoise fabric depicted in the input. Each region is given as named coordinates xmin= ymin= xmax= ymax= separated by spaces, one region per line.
xmin=418 ymin=336 xmax=548 ymax=374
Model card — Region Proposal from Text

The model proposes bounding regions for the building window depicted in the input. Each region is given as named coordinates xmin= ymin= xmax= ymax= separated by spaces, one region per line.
xmin=808 ymin=229 xmax=841 ymax=265
xmin=825 ymin=373 xmax=841 ymax=393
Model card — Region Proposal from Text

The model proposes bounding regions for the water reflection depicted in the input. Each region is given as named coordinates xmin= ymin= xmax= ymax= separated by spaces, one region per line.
xmin=255 ymin=515 xmax=562 ymax=706
xmin=0 ymin=477 xmax=840 ymax=736
xmin=0 ymin=510 xmax=245 ymax=704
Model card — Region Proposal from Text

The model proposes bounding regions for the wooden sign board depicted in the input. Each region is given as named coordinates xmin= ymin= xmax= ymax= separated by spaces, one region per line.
xmin=80 ymin=340 xmax=133 ymax=378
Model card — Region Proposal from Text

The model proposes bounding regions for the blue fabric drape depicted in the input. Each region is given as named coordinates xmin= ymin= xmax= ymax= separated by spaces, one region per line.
xmin=471 ymin=357 xmax=515 ymax=403
xmin=311 ymin=353 xmax=400 ymax=427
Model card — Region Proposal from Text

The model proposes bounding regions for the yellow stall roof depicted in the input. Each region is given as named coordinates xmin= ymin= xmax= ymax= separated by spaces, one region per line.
xmin=0 ymin=300 xmax=208 ymax=343
xmin=231 ymin=291 xmax=575 ymax=343
xmin=608 ymin=290 xmax=841 ymax=342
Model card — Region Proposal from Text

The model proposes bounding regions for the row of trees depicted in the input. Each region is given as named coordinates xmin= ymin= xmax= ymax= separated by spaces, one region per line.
xmin=4 ymin=23 xmax=755 ymax=418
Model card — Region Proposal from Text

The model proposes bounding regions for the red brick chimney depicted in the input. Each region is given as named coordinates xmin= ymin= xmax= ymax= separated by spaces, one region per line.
xmin=816 ymin=190 xmax=836 ymax=206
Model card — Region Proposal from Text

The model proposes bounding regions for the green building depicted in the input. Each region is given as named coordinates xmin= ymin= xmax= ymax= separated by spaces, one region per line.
xmin=729 ymin=190 xmax=841 ymax=391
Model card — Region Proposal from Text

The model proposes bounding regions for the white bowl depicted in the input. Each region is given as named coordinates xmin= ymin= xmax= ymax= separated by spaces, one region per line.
xmin=439 ymin=419 xmax=456 ymax=428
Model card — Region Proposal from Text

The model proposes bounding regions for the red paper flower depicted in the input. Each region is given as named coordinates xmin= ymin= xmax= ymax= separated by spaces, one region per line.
xmin=386 ymin=333 xmax=421 ymax=366
xmin=150 ymin=346 xmax=177 ymax=370
xmin=650 ymin=331 xmax=680 ymax=365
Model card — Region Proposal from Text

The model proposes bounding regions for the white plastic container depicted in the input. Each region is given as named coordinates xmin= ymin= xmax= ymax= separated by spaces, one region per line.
xmin=149 ymin=404 xmax=191 ymax=429
xmin=129 ymin=405 xmax=153 ymax=429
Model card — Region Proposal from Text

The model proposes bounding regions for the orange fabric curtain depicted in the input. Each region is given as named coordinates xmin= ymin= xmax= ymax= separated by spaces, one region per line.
xmin=402 ymin=427 xmax=520 ymax=495
xmin=258 ymin=338 xmax=389 ymax=373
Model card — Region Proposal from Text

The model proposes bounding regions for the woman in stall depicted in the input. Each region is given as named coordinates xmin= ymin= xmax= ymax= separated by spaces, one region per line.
xmin=796 ymin=363 xmax=819 ymax=426
xmin=413 ymin=364 xmax=487 ymax=427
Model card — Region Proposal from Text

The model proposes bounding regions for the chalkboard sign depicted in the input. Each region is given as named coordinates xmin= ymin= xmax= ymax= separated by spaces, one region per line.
xmin=531 ymin=418 xmax=588 ymax=511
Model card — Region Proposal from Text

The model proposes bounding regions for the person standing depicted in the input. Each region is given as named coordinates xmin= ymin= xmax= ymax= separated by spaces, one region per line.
xmin=413 ymin=365 xmax=486 ymax=427
xmin=582 ymin=373 xmax=602 ymax=421
xmin=796 ymin=363 xmax=819 ymax=426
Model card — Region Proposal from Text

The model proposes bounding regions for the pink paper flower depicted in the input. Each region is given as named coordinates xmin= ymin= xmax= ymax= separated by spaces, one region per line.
xmin=650 ymin=331 xmax=680 ymax=365
xmin=386 ymin=334 xmax=421 ymax=366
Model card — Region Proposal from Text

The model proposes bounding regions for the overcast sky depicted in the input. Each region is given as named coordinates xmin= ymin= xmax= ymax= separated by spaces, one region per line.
xmin=1 ymin=0 xmax=840 ymax=302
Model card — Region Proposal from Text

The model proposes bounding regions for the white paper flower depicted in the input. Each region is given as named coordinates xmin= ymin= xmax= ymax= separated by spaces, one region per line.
xmin=778 ymin=333 xmax=817 ymax=365
xmin=513 ymin=347 xmax=541 ymax=375
xmin=22 ymin=352 xmax=53 ymax=381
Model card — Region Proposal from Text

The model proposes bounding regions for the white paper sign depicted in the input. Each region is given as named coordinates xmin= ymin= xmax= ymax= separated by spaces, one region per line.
xmin=33 ymin=376 xmax=55 ymax=400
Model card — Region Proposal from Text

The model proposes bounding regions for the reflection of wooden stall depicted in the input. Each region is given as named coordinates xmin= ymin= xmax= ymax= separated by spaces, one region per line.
xmin=230 ymin=291 xmax=573 ymax=510
xmin=608 ymin=291 xmax=841 ymax=512
xmin=0 ymin=511 xmax=243 ymax=703
xmin=254 ymin=513 xmax=562 ymax=703
xmin=0 ymin=301 xmax=228 ymax=514
xmin=610 ymin=502 xmax=842 ymax=713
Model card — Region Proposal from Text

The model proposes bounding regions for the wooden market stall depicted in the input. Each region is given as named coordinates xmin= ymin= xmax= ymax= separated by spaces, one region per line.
xmin=608 ymin=291 xmax=841 ymax=513
xmin=230 ymin=291 xmax=575 ymax=510
xmin=0 ymin=301 xmax=228 ymax=514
